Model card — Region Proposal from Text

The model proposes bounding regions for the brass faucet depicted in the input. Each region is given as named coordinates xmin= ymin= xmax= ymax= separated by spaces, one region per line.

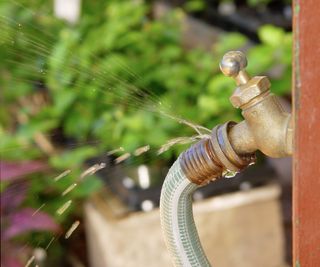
xmin=180 ymin=51 xmax=293 ymax=185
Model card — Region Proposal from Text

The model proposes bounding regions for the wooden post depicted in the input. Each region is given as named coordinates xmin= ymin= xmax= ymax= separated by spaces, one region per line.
xmin=293 ymin=0 xmax=320 ymax=266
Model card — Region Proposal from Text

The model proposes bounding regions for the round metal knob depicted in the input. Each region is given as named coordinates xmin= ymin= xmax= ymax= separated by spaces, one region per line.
xmin=220 ymin=51 xmax=247 ymax=77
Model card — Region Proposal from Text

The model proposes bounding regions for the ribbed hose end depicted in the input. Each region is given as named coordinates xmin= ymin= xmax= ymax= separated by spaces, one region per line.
xmin=180 ymin=121 xmax=256 ymax=185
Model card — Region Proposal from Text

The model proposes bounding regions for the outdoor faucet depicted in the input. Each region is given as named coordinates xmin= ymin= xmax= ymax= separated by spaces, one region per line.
xmin=221 ymin=51 xmax=293 ymax=158
xmin=180 ymin=50 xmax=293 ymax=185
xmin=160 ymin=51 xmax=293 ymax=267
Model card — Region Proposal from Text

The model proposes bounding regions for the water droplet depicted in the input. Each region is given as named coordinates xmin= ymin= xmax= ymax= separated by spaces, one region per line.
xmin=133 ymin=145 xmax=150 ymax=156
xmin=45 ymin=237 xmax=56 ymax=250
xmin=61 ymin=183 xmax=78 ymax=196
xmin=56 ymin=200 xmax=72 ymax=216
xmin=222 ymin=169 xmax=238 ymax=178
xmin=115 ymin=152 xmax=131 ymax=164
xmin=54 ymin=169 xmax=71 ymax=181
xmin=25 ymin=256 xmax=35 ymax=267
xmin=32 ymin=203 xmax=46 ymax=216
xmin=107 ymin=147 xmax=124 ymax=156
xmin=79 ymin=163 xmax=106 ymax=180
xmin=65 ymin=221 xmax=80 ymax=239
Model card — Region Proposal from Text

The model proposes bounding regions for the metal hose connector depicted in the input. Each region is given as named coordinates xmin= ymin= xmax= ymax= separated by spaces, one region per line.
xmin=180 ymin=121 xmax=256 ymax=185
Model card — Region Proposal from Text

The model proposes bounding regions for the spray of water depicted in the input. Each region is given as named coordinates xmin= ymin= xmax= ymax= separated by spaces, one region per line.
xmin=0 ymin=2 xmax=215 ymax=266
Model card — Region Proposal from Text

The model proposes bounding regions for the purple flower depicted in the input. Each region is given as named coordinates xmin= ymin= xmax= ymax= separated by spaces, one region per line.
xmin=3 ymin=208 xmax=60 ymax=240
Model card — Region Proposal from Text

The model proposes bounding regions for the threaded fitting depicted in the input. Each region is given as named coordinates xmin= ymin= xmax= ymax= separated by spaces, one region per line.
xmin=180 ymin=121 xmax=256 ymax=185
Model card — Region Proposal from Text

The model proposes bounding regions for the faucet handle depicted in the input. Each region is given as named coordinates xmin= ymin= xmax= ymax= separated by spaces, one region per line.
xmin=220 ymin=51 xmax=250 ymax=85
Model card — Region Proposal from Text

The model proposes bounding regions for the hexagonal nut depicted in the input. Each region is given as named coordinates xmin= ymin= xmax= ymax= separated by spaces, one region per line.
xmin=230 ymin=76 xmax=271 ymax=108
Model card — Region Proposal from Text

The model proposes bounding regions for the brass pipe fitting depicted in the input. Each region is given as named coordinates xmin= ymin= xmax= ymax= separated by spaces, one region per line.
xmin=180 ymin=51 xmax=292 ymax=185
xmin=180 ymin=121 xmax=256 ymax=185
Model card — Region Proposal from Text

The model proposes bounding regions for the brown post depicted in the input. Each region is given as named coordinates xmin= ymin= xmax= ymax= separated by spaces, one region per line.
xmin=293 ymin=0 xmax=320 ymax=266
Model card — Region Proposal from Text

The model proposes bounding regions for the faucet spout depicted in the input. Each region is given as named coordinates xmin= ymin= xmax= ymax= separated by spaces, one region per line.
xmin=179 ymin=50 xmax=293 ymax=185
xmin=228 ymin=100 xmax=292 ymax=158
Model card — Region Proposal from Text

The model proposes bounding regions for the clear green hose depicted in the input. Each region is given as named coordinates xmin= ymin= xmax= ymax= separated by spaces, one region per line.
xmin=160 ymin=159 xmax=212 ymax=267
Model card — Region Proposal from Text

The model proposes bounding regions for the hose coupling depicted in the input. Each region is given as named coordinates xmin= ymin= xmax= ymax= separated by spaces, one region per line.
xmin=180 ymin=121 xmax=256 ymax=185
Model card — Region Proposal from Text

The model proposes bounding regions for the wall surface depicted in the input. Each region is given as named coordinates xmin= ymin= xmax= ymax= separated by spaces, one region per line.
xmin=293 ymin=0 xmax=320 ymax=265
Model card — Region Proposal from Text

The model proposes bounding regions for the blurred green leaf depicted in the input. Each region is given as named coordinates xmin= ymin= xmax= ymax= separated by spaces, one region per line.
xmin=258 ymin=25 xmax=285 ymax=47
xmin=50 ymin=146 xmax=98 ymax=169
xmin=184 ymin=0 xmax=206 ymax=12
xmin=214 ymin=33 xmax=248 ymax=55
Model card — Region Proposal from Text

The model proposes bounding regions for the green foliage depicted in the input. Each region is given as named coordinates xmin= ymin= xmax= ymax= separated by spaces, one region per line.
xmin=184 ymin=0 xmax=207 ymax=12
xmin=0 ymin=1 xmax=292 ymax=262
xmin=219 ymin=0 xmax=291 ymax=7
xmin=248 ymin=25 xmax=292 ymax=94
xmin=246 ymin=0 xmax=272 ymax=7
xmin=0 ymin=3 xmax=293 ymax=267
xmin=0 ymin=1 xmax=293 ymax=188
xmin=1 ymin=1 xmax=292 ymax=162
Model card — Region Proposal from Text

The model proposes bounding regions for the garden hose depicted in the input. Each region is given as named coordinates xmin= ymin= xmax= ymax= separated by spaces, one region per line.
xmin=160 ymin=159 xmax=211 ymax=267
xmin=160 ymin=122 xmax=256 ymax=267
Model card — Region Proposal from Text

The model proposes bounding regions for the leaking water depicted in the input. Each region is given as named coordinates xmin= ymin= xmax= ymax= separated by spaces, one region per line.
xmin=44 ymin=237 xmax=56 ymax=250
xmin=0 ymin=1 xmax=216 ymax=266
xmin=158 ymin=135 xmax=210 ymax=155
xmin=115 ymin=152 xmax=132 ymax=164
xmin=107 ymin=147 xmax=125 ymax=156
xmin=134 ymin=145 xmax=150 ymax=156
xmin=79 ymin=163 xmax=106 ymax=180
xmin=24 ymin=256 xmax=35 ymax=267
xmin=31 ymin=204 xmax=46 ymax=216
xmin=62 ymin=183 xmax=78 ymax=196
xmin=222 ymin=169 xmax=239 ymax=178
xmin=53 ymin=170 xmax=71 ymax=181
xmin=56 ymin=200 xmax=73 ymax=216
xmin=65 ymin=221 xmax=80 ymax=239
